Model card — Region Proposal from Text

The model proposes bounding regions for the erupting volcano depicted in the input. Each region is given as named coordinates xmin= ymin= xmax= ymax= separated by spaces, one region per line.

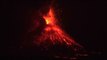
xmin=23 ymin=6 xmax=89 ymax=59
xmin=33 ymin=7 xmax=83 ymax=50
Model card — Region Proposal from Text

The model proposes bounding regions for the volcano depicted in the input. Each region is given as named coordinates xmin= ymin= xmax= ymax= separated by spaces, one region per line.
xmin=32 ymin=7 xmax=86 ymax=54
xmin=21 ymin=6 xmax=88 ymax=59
xmin=33 ymin=8 xmax=82 ymax=48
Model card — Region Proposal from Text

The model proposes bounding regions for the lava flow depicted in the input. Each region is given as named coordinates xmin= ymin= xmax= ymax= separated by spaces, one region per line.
xmin=33 ymin=7 xmax=83 ymax=49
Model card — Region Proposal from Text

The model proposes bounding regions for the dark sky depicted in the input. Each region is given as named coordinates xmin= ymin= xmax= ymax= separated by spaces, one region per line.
xmin=3 ymin=0 xmax=106 ymax=59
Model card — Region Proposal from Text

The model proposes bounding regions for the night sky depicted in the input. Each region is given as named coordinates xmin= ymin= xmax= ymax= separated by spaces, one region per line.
xmin=3 ymin=0 xmax=106 ymax=60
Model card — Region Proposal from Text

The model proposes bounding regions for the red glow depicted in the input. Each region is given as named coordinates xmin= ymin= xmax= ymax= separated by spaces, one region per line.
xmin=33 ymin=7 xmax=82 ymax=48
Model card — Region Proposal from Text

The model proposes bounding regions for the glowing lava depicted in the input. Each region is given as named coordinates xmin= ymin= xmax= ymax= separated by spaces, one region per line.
xmin=43 ymin=8 xmax=56 ymax=25
xmin=33 ymin=7 xmax=82 ymax=49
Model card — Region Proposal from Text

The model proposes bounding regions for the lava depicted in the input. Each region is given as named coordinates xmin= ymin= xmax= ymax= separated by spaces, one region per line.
xmin=43 ymin=9 xmax=55 ymax=25
xmin=33 ymin=7 xmax=82 ymax=49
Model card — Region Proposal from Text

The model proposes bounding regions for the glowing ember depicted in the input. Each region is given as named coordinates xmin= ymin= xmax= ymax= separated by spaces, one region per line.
xmin=33 ymin=7 xmax=82 ymax=49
